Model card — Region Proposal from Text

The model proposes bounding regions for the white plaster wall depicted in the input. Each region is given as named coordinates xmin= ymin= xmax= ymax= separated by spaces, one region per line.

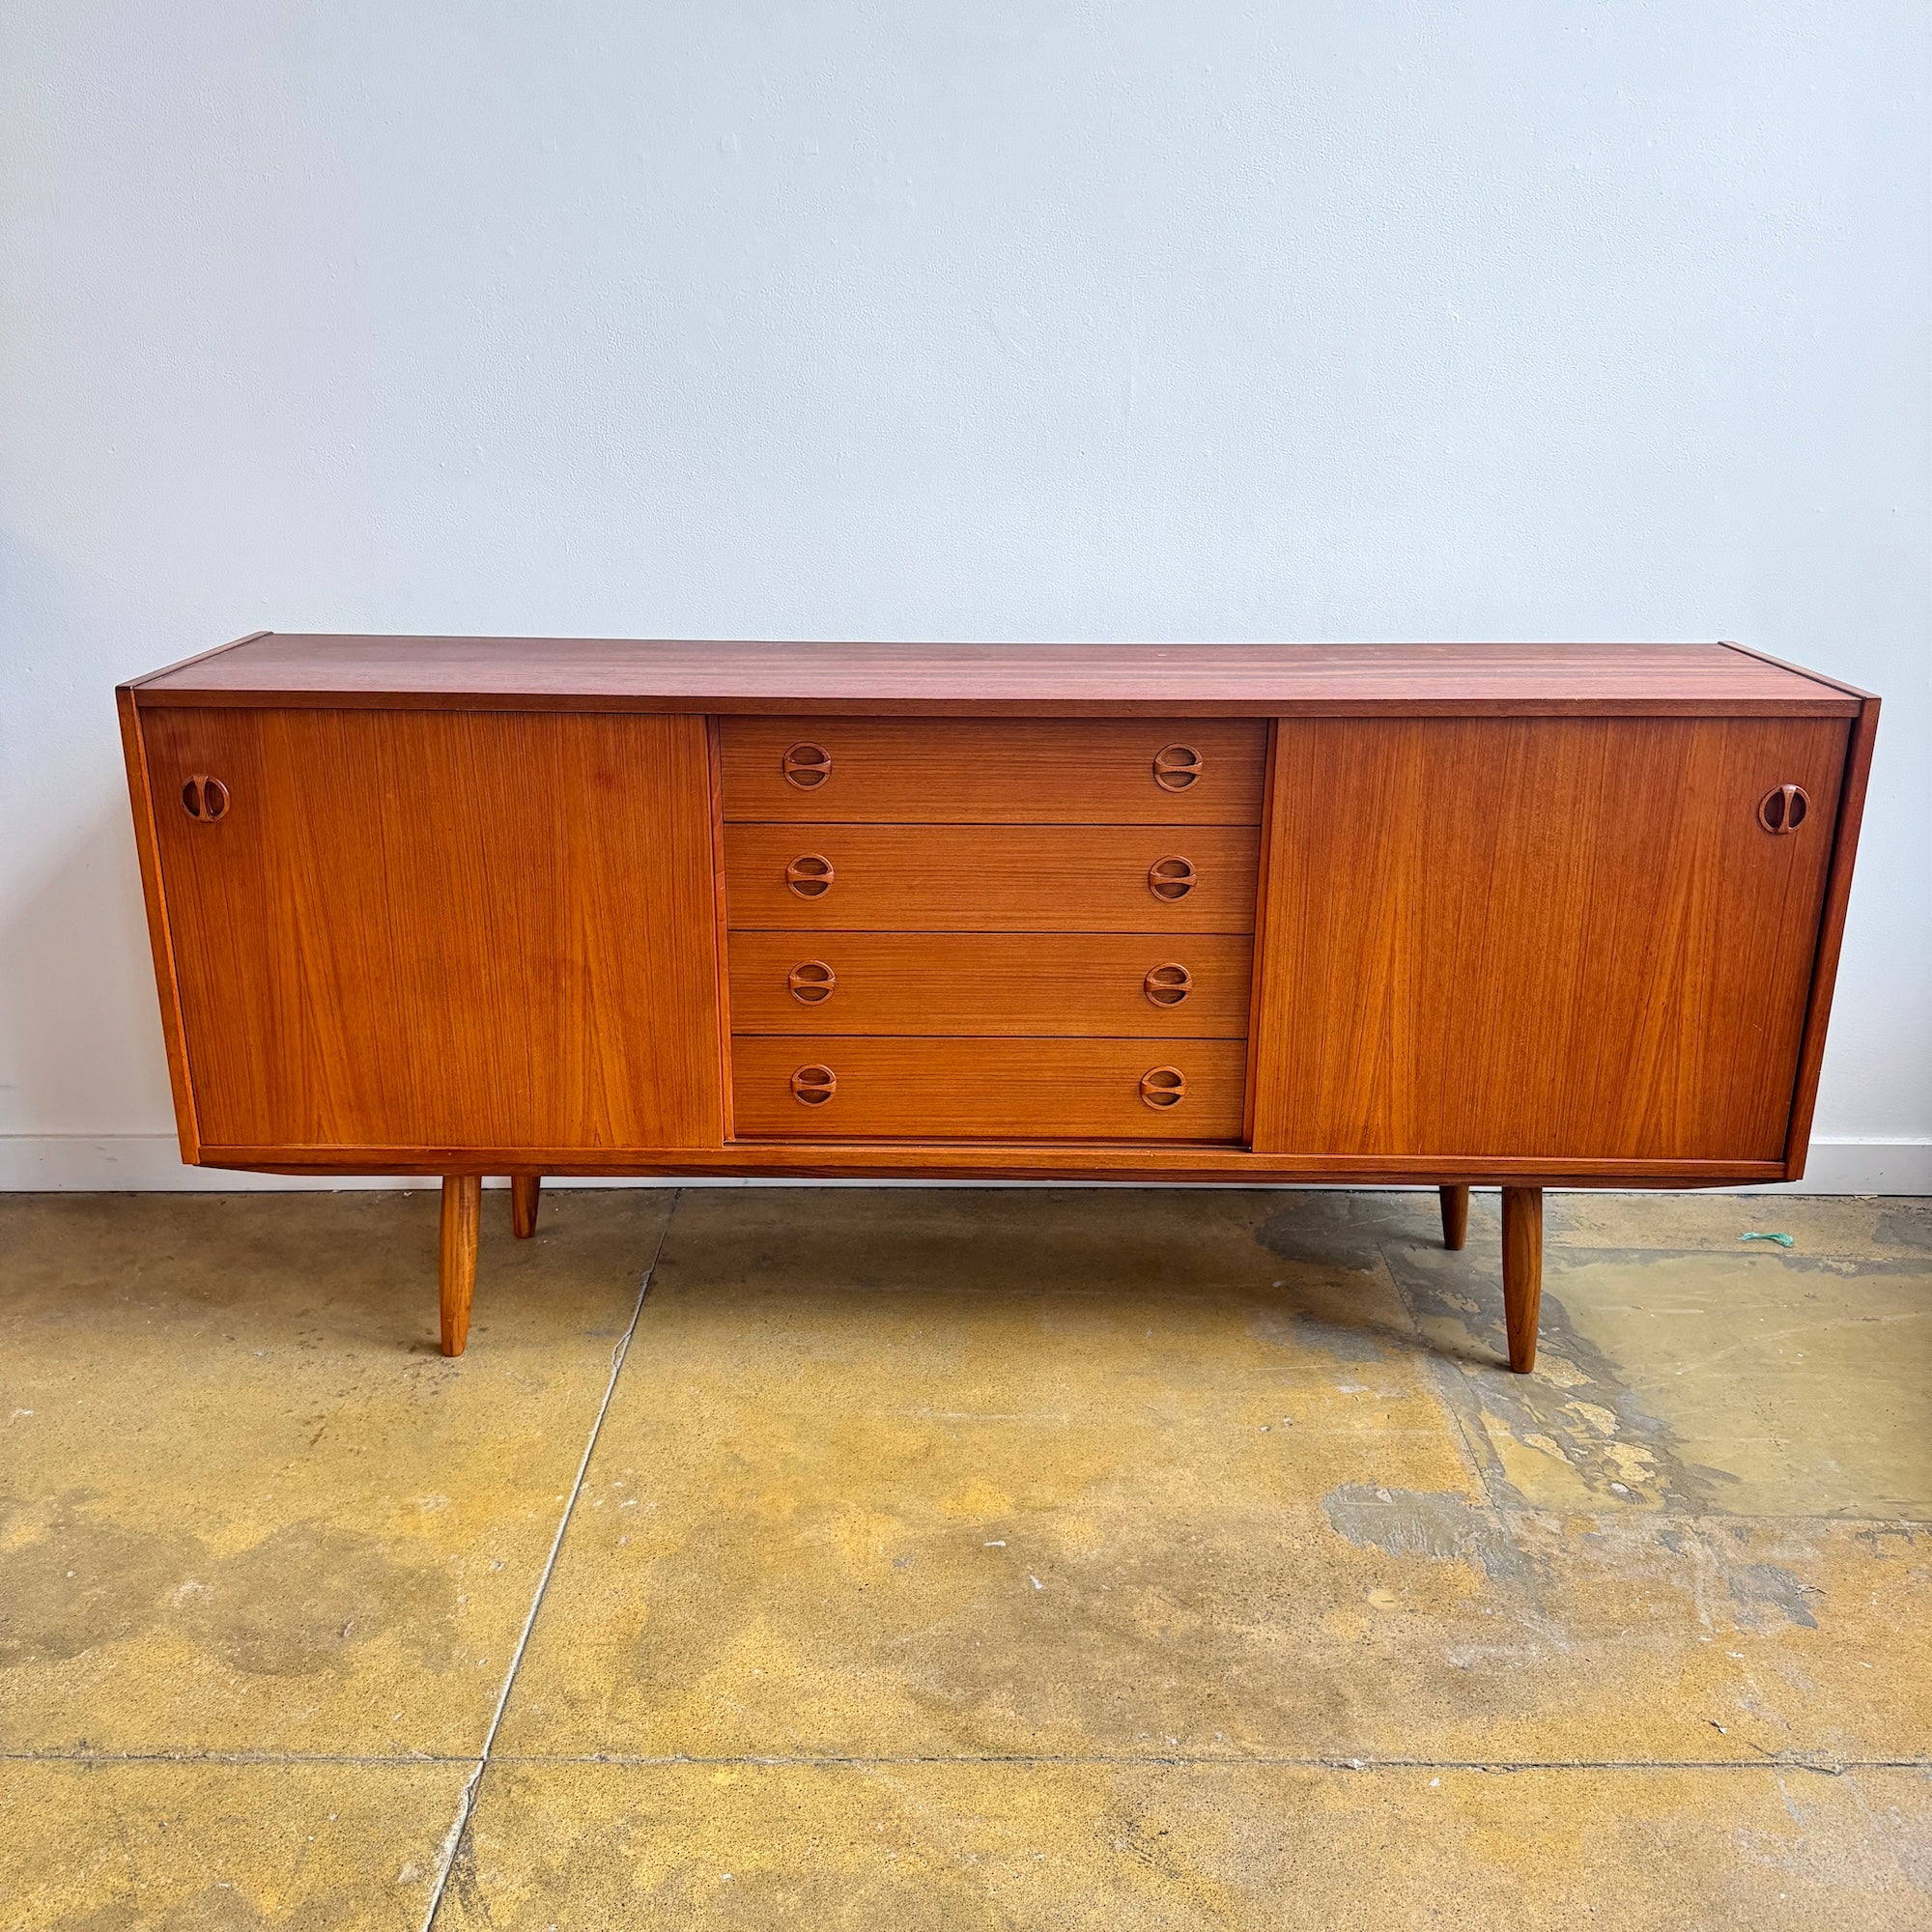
xmin=2 ymin=3 xmax=1925 ymax=1189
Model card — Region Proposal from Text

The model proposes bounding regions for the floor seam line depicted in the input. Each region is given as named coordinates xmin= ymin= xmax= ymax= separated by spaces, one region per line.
xmin=10 ymin=1750 xmax=1927 ymax=1773
xmin=0 ymin=1751 xmax=481 ymax=1766
xmin=418 ymin=1186 xmax=680 ymax=1932
xmin=470 ymin=1753 xmax=1932 ymax=1773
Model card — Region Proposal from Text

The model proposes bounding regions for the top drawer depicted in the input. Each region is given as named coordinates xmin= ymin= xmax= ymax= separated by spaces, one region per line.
xmin=720 ymin=717 xmax=1267 ymax=823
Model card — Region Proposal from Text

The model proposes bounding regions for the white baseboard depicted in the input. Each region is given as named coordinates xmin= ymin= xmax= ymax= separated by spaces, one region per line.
xmin=2 ymin=1134 xmax=1927 ymax=1194
xmin=1776 ymin=1137 xmax=1932 ymax=1195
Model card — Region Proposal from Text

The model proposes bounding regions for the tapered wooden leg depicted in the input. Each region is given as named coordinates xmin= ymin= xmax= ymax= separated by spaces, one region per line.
xmin=1438 ymin=1184 xmax=1468 ymax=1251
xmin=440 ymin=1175 xmax=481 ymax=1356
xmin=510 ymin=1174 xmax=541 ymax=1239
xmin=1501 ymin=1185 xmax=1543 ymax=1374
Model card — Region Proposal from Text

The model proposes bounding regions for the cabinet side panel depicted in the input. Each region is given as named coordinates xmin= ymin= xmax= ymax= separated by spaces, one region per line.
xmin=119 ymin=689 xmax=201 ymax=1160
xmin=1250 ymin=716 xmax=1847 ymax=1162
xmin=1780 ymin=696 xmax=1879 ymax=1177
xmin=141 ymin=708 xmax=723 ymax=1153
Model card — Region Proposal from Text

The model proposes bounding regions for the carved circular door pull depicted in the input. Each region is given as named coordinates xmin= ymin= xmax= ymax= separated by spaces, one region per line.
xmin=783 ymin=742 xmax=833 ymax=789
xmin=785 ymin=853 xmax=835 ymax=897
xmin=1757 ymin=783 xmax=1809 ymax=835
xmin=181 ymin=775 xmax=230 ymax=822
xmin=1140 ymin=1065 xmax=1186 ymax=1109
xmin=791 ymin=1063 xmax=838 ymax=1105
xmin=1143 ymin=962 xmax=1193 ymax=1008
xmin=1152 ymin=744 xmax=1204 ymax=791
xmin=1148 ymin=855 xmax=1197 ymax=901
xmin=787 ymin=960 xmax=837 ymax=1005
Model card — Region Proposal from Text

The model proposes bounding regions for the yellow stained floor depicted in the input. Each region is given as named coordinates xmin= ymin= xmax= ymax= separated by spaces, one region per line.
xmin=1 ymin=1186 xmax=1927 ymax=1928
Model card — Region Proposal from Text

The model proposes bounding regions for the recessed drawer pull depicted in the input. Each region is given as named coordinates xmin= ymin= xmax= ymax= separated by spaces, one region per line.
xmin=181 ymin=775 xmax=230 ymax=822
xmin=1140 ymin=1065 xmax=1186 ymax=1109
xmin=790 ymin=1063 xmax=838 ymax=1105
xmin=1148 ymin=855 xmax=1197 ymax=901
xmin=1757 ymin=783 xmax=1809 ymax=835
xmin=783 ymin=742 xmax=833 ymax=789
xmin=1143 ymin=962 xmax=1193 ymax=1007
xmin=1152 ymin=744 xmax=1204 ymax=791
xmin=787 ymin=960 xmax=837 ymax=1005
xmin=785 ymin=853 xmax=835 ymax=897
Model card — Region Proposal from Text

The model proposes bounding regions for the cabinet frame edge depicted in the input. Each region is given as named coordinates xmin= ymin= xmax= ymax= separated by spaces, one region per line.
xmin=705 ymin=713 xmax=735 ymax=1143
xmin=188 ymin=1143 xmax=1786 ymax=1187
xmin=1239 ymin=719 xmax=1278 ymax=1146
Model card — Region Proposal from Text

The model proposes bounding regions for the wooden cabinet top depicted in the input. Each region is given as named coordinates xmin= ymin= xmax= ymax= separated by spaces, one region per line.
xmin=126 ymin=634 xmax=1864 ymax=716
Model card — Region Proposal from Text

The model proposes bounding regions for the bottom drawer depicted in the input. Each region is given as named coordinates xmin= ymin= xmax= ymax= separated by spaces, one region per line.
xmin=730 ymin=1037 xmax=1248 ymax=1141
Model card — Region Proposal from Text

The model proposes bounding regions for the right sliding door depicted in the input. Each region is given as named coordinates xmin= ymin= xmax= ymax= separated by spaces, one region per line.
xmin=1248 ymin=716 xmax=1847 ymax=1164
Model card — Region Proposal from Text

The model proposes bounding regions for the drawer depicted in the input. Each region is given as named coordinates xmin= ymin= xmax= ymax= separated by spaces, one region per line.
xmin=730 ymin=1037 xmax=1250 ymax=1140
xmin=721 ymin=717 xmax=1266 ymax=823
xmin=724 ymin=825 xmax=1261 ymax=932
xmin=727 ymin=932 xmax=1254 ymax=1036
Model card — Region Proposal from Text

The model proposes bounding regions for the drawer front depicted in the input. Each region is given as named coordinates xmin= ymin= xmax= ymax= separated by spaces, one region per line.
xmin=721 ymin=717 xmax=1266 ymax=823
xmin=731 ymin=1037 xmax=1249 ymax=1140
xmin=724 ymin=825 xmax=1261 ymax=932
xmin=728 ymin=932 xmax=1254 ymax=1037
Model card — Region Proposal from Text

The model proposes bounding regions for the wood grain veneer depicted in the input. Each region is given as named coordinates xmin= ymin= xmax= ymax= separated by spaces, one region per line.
xmin=132 ymin=636 xmax=1861 ymax=716
xmin=139 ymin=707 xmax=723 ymax=1151
xmin=729 ymin=1037 xmax=1249 ymax=1141
xmin=1248 ymin=715 xmax=1846 ymax=1162
xmin=726 ymin=932 xmax=1255 ymax=1037
xmin=720 ymin=717 xmax=1266 ymax=823
xmin=724 ymin=825 xmax=1261 ymax=932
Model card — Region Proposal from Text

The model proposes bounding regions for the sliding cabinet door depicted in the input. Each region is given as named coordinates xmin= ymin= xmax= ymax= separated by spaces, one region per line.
xmin=140 ymin=706 xmax=722 ymax=1157
xmin=1249 ymin=716 xmax=1845 ymax=1163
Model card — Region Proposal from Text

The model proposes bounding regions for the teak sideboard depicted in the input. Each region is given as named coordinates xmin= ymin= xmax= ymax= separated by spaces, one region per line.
xmin=117 ymin=637 xmax=1877 ymax=1371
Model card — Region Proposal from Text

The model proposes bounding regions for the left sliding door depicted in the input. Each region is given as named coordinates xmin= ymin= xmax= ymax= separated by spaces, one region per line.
xmin=135 ymin=706 xmax=723 ymax=1159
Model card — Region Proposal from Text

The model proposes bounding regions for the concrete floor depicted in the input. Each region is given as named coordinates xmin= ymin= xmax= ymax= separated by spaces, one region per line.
xmin=2 ymin=1186 xmax=1928 ymax=1929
